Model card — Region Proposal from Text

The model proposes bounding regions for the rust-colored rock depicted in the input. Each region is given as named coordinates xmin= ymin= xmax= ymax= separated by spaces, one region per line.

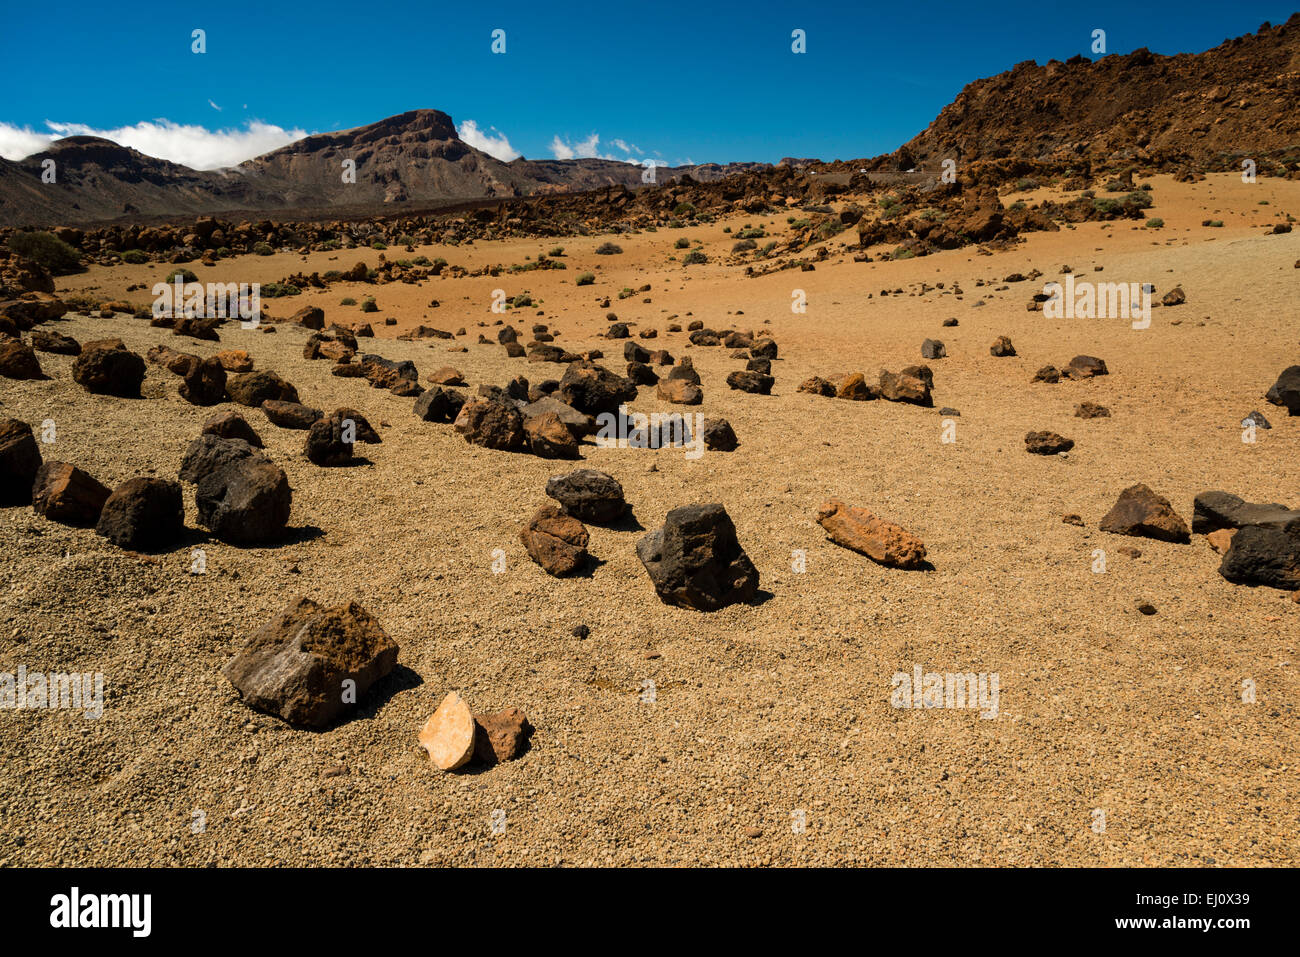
xmin=519 ymin=504 xmax=590 ymax=576
xmin=816 ymin=498 xmax=928 ymax=569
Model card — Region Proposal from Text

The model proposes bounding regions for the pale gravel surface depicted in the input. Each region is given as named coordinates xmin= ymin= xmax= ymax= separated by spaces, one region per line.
xmin=0 ymin=173 xmax=1296 ymax=866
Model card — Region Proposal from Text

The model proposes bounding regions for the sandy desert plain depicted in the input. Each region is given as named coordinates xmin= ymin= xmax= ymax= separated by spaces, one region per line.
xmin=1 ymin=172 xmax=1297 ymax=867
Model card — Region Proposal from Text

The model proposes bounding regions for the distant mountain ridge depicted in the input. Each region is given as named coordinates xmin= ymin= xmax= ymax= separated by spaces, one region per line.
xmin=0 ymin=110 xmax=769 ymax=226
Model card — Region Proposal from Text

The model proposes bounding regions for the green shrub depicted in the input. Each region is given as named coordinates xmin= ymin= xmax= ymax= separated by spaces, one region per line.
xmin=511 ymin=293 xmax=534 ymax=308
xmin=1124 ymin=191 xmax=1153 ymax=210
xmin=252 ymin=242 xmax=274 ymax=256
xmin=594 ymin=241 xmax=623 ymax=255
xmin=674 ymin=237 xmax=690 ymax=249
xmin=548 ymin=246 xmax=565 ymax=257
xmin=682 ymin=249 xmax=708 ymax=265
xmin=360 ymin=297 xmax=378 ymax=313
xmin=1203 ymin=219 xmax=1224 ymax=227
xmin=1144 ymin=218 xmax=1164 ymax=228
xmin=7 ymin=231 xmax=81 ymax=274
xmin=165 ymin=268 xmax=199 ymax=284
xmin=673 ymin=202 xmax=696 ymax=217
xmin=121 ymin=250 xmax=149 ymax=264
xmin=732 ymin=239 xmax=757 ymax=253
xmin=340 ymin=297 xmax=358 ymax=306
xmin=371 ymin=240 xmax=388 ymax=250
xmin=576 ymin=273 xmax=596 ymax=286
xmin=262 ymin=282 xmax=301 ymax=297
xmin=736 ymin=227 xmax=765 ymax=239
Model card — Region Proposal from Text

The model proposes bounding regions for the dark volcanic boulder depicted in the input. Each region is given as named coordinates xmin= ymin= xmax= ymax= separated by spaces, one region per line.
xmin=201 ymin=411 xmax=264 ymax=447
xmin=990 ymin=336 xmax=1016 ymax=357
xmin=227 ymin=370 xmax=299 ymax=407
xmin=726 ymin=370 xmax=774 ymax=394
xmin=545 ymin=469 xmax=627 ymax=524
xmin=71 ymin=341 xmax=145 ymax=396
xmin=1265 ymin=365 xmax=1300 ymax=415
xmin=95 ymin=477 xmax=185 ymax=550
xmin=29 ymin=330 xmax=80 ymax=355
xmin=333 ymin=408 xmax=380 ymax=444
xmin=0 ymin=418 xmax=42 ymax=504
xmin=195 ymin=460 xmax=292 ymax=544
xmin=1219 ymin=520 xmax=1300 ymax=590
xmin=452 ymin=397 xmax=525 ymax=451
xmin=636 ymin=504 xmax=759 ymax=611
xmin=222 ymin=597 xmax=399 ymax=728
xmin=1098 ymin=483 xmax=1190 ymax=543
xmin=413 ymin=386 xmax=467 ymax=423
xmin=179 ymin=355 xmax=227 ymax=405
xmin=921 ymin=339 xmax=946 ymax=360
xmin=305 ymin=412 xmax=357 ymax=466
xmin=1065 ymin=355 xmax=1108 ymax=379
xmin=179 ymin=434 xmax=268 ymax=483
xmin=521 ymin=395 xmax=596 ymax=439
xmin=0 ymin=337 xmax=45 ymax=379
xmin=263 ymin=400 xmax=323 ymax=430
xmin=702 ymin=418 xmax=738 ymax=451
xmin=1025 ymin=431 xmax=1074 ymax=454
xmin=1192 ymin=491 xmax=1300 ymax=534
xmin=558 ymin=360 xmax=638 ymax=417
xmin=31 ymin=461 xmax=110 ymax=526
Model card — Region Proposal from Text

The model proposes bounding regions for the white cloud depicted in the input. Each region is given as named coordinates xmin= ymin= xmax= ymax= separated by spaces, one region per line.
xmin=550 ymin=132 xmax=607 ymax=160
xmin=457 ymin=119 xmax=521 ymax=161
xmin=0 ymin=119 xmax=308 ymax=169
xmin=208 ymin=99 xmax=222 ymax=112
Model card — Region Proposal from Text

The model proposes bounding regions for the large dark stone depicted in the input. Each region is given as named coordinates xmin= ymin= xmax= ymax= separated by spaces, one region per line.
xmin=71 ymin=341 xmax=145 ymax=396
xmin=226 ymin=370 xmax=300 ymax=407
xmin=545 ymin=469 xmax=627 ymax=524
xmin=636 ymin=504 xmax=759 ymax=611
xmin=222 ymin=597 xmax=399 ymax=728
xmin=95 ymin=477 xmax=185 ymax=550
xmin=179 ymin=434 xmax=268 ymax=484
xmin=558 ymin=360 xmax=638 ymax=417
xmin=195 ymin=460 xmax=292 ymax=544
xmin=1265 ymin=365 xmax=1300 ymax=415
xmin=0 ymin=418 xmax=42 ymax=504
xmin=1219 ymin=520 xmax=1300 ymax=590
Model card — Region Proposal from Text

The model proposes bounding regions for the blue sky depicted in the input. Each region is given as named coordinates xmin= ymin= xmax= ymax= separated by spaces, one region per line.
xmin=0 ymin=1 xmax=1293 ymax=168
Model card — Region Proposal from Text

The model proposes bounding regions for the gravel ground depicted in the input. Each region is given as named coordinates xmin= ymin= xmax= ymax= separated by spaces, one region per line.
xmin=1 ymin=173 xmax=1296 ymax=866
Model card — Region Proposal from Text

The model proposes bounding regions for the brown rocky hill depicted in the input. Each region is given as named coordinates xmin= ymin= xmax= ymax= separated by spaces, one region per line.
xmin=1 ymin=137 xmax=286 ymax=226
xmin=876 ymin=14 xmax=1300 ymax=173
xmin=0 ymin=109 xmax=773 ymax=227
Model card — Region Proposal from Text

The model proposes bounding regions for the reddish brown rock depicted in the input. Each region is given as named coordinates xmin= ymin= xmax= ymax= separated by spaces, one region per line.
xmin=473 ymin=708 xmax=533 ymax=764
xmin=1025 ymin=431 xmax=1074 ymax=454
xmin=428 ymin=366 xmax=466 ymax=386
xmin=1098 ymin=484 xmax=1190 ymax=543
xmin=215 ymin=349 xmax=253 ymax=372
xmin=816 ymin=499 xmax=928 ymax=569
xmin=453 ymin=397 xmax=525 ymax=450
xmin=520 ymin=504 xmax=590 ymax=576
xmin=31 ymin=461 xmax=110 ymax=526
xmin=524 ymin=411 xmax=580 ymax=459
